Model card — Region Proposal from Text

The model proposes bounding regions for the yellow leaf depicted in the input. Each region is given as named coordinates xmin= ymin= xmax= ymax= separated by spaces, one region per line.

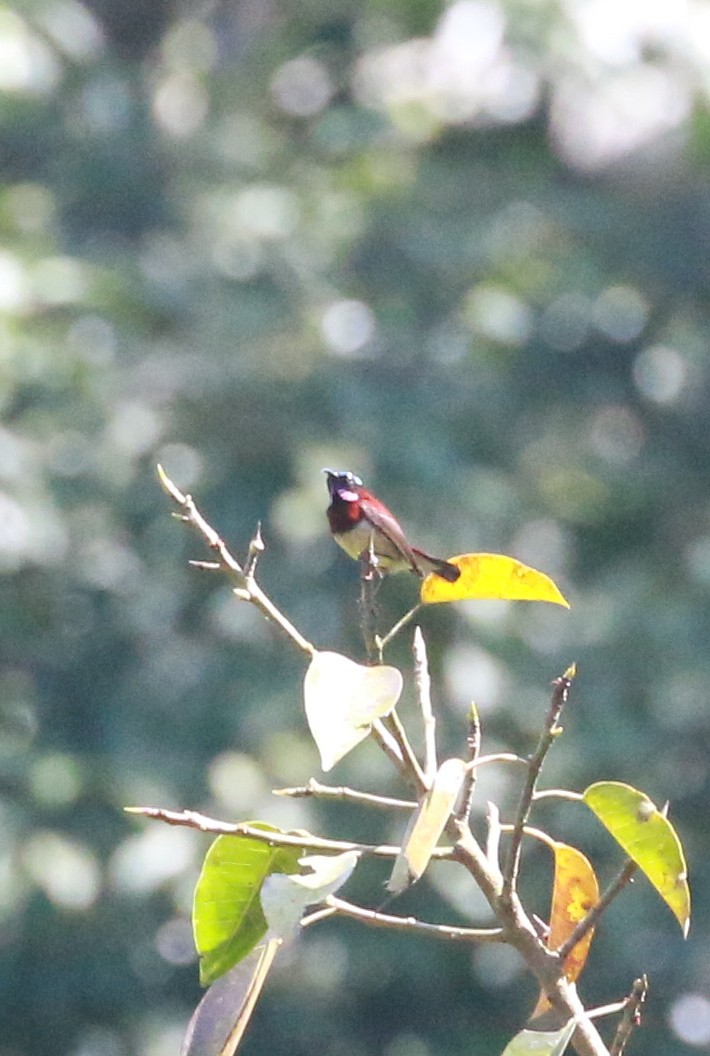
xmin=420 ymin=553 xmax=570 ymax=608
xmin=533 ymin=842 xmax=599 ymax=1015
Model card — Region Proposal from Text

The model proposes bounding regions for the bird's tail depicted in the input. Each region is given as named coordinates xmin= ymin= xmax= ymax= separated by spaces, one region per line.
xmin=412 ymin=548 xmax=460 ymax=583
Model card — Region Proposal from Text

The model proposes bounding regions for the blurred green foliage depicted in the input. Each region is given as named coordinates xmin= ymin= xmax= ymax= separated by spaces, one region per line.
xmin=2 ymin=1 xmax=710 ymax=1054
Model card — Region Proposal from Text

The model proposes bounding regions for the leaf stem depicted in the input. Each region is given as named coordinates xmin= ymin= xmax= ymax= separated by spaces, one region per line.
xmin=380 ymin=604 xmax=422 ymax=651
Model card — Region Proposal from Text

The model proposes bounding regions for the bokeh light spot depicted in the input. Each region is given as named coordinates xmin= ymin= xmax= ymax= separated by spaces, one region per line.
xmin=271 ymin=56 xmax=333 ymax=116
xmin=321 ymin=299 xmax=376 ymax=355
xmin=668 ymin=993 xmax=710 ymax=1047
xmin=633 ymin=344 xmax=687 ymax=403
xmin=23 ymin=831 xmax=102 ymax=910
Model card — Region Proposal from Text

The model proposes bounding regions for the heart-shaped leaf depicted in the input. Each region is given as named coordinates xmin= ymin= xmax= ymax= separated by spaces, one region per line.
xmin=420 ymin=553 xmax=569 ymax=608
xmin=304 ymin=651 xmax=403 ymax=771
xmin=583 ymin=781 xmax=690 ymax=936
xmin=193 ymin=828 xmax=305 ymax=985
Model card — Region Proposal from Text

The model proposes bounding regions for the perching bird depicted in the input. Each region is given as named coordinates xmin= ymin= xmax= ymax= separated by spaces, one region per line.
xmin=324 ymin=469 xmax=460 ymax=582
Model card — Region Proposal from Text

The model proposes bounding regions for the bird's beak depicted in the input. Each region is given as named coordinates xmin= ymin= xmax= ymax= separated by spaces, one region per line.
xmin=322 ymin=468 xmax=334 ymax=495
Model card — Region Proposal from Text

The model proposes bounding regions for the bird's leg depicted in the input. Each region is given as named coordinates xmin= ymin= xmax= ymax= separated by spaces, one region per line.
xmin=359 ymin=534 xmax=382 ymax=584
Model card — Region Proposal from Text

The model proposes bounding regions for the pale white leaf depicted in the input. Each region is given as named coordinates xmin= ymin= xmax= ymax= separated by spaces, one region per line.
xmin=388 ymin=758 xmax=466 ymax=894
xmin=260 ymin=850 xmax=359 ymax=939
xmin=304 ymin=651 xmax=402 ymax=771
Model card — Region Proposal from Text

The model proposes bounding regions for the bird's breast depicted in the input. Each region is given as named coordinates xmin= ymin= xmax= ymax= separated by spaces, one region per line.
xmin=327 ymin=499 xmax=363 ymax=535
xmin=329 ymin=508 xmax=410 ymax=570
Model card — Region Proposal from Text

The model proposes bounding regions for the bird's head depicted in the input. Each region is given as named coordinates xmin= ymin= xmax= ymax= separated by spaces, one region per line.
xmin=323 ymin=469 xmax=364 ymax=501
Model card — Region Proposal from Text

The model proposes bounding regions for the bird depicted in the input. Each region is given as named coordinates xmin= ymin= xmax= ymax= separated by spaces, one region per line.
xmin=324 ymin=469 xmax=460 ymax=582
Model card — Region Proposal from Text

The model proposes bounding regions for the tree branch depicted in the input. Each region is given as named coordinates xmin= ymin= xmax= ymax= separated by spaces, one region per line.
xmin=273 ymin=779 xmax=415 ymax=810
xmin=456 ymin=702 xmax=481 ymax=824
xmin=125 ymin=805 xmax=455 ymax=861
xmin=413 ymin=627 xmax=437 ymax=784
xmin=502 ymin=664 xmax=576 ymax=897
xmin=157 ymin=465 xmax=315 ymax=658
xmin=326 ymin=896 xmax=504 ymax=943
xmin=609 ymin=976 xmax=648 ymax=1056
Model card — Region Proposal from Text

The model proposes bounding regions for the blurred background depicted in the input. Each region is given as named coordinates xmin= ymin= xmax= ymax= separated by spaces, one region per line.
xmin=2 ymin=0 xmax=710 ymax=1053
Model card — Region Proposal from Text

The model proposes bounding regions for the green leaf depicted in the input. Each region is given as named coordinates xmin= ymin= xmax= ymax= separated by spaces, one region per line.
xmin=583 ymin=781 xmax=690 ymax=936
xmin=304 ymin=651 xmax=403 ymax=771
xmin=499 ymin=1020 xmax=576 ymax=1056
xmin=193 ymin=828 xmax=304 ymax=986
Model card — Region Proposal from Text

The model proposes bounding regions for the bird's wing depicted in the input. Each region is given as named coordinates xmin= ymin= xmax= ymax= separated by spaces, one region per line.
xmin=357 ymin=496 xmax=422 ymax=573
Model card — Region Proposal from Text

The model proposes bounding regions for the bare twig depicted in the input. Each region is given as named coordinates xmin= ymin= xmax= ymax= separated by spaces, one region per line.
xmin=557 ymin=859 xmax=637 ymax=962
xmin=359 ymin=542 xmax=381 ymax=664
xmin=157 ymin=465 xmax=315 ymax=658
xmin=413 ymin=627 xmax=437 ymax=783
xmin=273 ymin=779 xmax=415 ymax=810
xmin=244 ymin=521 xmax=265 ymax=578
xmin=609 ymin=976 xmax=648 ymax=1056
xmin=369 ymin=720 xmax=405 ymax=769
xmin=456 ymin=702 xmax=481 ymax=823
xmin=381 ymin=710 xmax=429 ymax=795
xmin=379 ymin=603 xmax=423 ymax=651
xmin=326 ymin=896 xmax=504 ymax=943
xmin=502 ymin=664 xmax=576 ymax=897
xmin=485 ymin=801 xmax=504 ymax=883
xmin=126 ymin=805 xmax=455 ymax=860
xmin=353 ymin=551 xmax=429 ymax=793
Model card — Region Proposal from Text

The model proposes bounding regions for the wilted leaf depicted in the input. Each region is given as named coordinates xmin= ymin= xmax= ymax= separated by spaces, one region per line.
xmin=193 ymin=829 xmax=304 ymax=985
xmin=420 ymin=553 xmax=569 ymax=608
xmin=304 ymin=651 xmax=403 ymax=771
xmin=388 ymin=758 xmax=466 ymax=894
xmin=261 ymin=850 xmax=360 ymax=939
xmin=583 ymin=781 xmax=690 ymax=936
xmin=499 ymin=1020 xmax=576 ymax=1056
xmin=180 ymin=939 xmax=280 ymax=1056
xmin=533 ymin=842 xmax=599 ymax=1015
